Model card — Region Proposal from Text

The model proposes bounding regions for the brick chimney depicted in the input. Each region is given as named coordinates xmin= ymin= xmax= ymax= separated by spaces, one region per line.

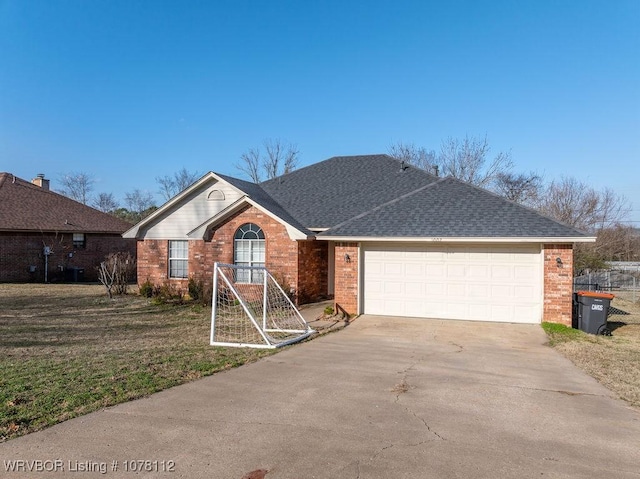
xmin=32 ymin=173 xmax=50 ymax=190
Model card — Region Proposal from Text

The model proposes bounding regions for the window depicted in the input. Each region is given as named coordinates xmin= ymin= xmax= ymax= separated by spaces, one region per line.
xmin=73 ymin=233 xmax=86 ymax=249
xmin=169 ymin=240 xmax=188 ymax=279
xmin=207 ymin=189 xmax=225 ymax=201
xmin=234 ymin=223 xmax=265 ymax=283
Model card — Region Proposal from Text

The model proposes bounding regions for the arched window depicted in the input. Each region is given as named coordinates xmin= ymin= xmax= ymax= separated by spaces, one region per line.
xmin=234 ymin=223 xmax=265 ymax=283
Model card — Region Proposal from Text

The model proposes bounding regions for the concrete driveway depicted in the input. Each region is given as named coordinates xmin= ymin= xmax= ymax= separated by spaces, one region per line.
xmin=2 ymin=316 xmax=640 ymax=479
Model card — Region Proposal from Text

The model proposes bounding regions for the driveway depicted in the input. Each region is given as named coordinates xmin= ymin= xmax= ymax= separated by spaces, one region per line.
xmin=2 ymin=316 xmax=639 ymax=478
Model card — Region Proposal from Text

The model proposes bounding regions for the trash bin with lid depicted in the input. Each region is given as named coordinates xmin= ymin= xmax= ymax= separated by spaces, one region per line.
xmin=573 ymin=291 xmax=615 ymax=335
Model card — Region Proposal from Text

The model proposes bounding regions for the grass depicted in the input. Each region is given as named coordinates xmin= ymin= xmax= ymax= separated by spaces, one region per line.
xmin=0 ymin=283 xmax=277 ymax=442
xmin=542 ymin=291 xmax=640 ymax=409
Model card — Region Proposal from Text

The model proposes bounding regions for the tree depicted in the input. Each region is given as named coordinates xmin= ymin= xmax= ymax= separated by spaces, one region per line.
xmin=156 ymin=168 xmax=201 ymax=201
xmin=92 ymin=192 xmax=119 ymax=213
xmin=535 ymin=177 xmax=630 ymax=232
xmin=236 ymin=139 xmax=300 ymax=183
xmin=58 ymin=172 xmax=95 ymax=205
xmin=536 ymin=177 xmax=631 ymax=273
xmin=387 ymin=142 xmax=438 ymax=174
xmin=438 ymin=135 xmax=513 ymax=187
xmin=389 ymin=135 xmax=523 ymax=188
xmin=493 ymin=171 xmax=543 ymax=205
xmin=119 ymin=189 xmax=157 ymax=223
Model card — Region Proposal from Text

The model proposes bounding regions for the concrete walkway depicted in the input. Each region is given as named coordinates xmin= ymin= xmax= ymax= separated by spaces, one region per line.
xmin=2 ymin=316 xmax=640 ymax=478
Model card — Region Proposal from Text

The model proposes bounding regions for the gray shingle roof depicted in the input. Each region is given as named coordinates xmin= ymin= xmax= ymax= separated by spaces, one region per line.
xmin=260 ymin=154 xmax=438 ymax=229
xmin=319 ymin=177 xmax=588 ymax=238
xmin=0 ymin=173 xmax=133 ymax=233
xmin=217 ymin=173 xmax=314 ymax=236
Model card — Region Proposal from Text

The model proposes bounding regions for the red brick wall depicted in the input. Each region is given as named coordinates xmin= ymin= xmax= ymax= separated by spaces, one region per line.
xmin=0 ymin=232 xmax=136 ymax=283
xmin=334 ymin=242 xmax=359 ymax=316
xmin=137 ymin=206 xmax=328 ymax=304
xmin=543 ymin=244 xmax=574 ymax=325
xmin=298 ymin=240 xmax=329 ymax=303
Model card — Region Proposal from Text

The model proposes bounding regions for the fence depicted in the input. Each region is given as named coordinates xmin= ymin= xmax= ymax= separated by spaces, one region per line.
xmin=574 ymin=269 xmax=640 ymax=302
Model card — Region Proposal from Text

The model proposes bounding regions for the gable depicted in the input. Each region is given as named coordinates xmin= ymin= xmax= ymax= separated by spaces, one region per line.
xmin=124 ymin=172 xmax=311 ymax=241
xmin=125 ymin=177 xmax=244 ymax=239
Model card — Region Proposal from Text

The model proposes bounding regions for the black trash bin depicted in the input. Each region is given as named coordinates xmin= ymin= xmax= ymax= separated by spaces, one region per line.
xmin=573 ymin=291 xmax=615 ymax=335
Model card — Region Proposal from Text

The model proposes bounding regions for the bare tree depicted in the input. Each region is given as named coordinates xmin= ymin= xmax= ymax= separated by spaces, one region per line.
xmin=92 ymin=192 xmax=119 ymax=212
xmin=156 ymin=168 xmax=201 ymax=201
xmin=494 ymin=171 xmax=543 ymax=205
xmin=388 ymin=142 xmax=438 ymax=174
xmin=237 ymin=147 xmax=262 ymax=183
xmin=536 ymin=177 xmax=630 ymax=232
xmin=97 ymin=252 xmax=136 ymax=298
xmin=125 ymin=189 xmax=156 ymax=217
xmin=58 ymin=172 xmax=95 ymax=205
xmin=595 ymin=225 xmax=640 ymax=262
xmin=438 ymin=135 xmax=513 ymax=187
xmin=536 ymin=177 xmax=631 ymax=273
xmin=236 ymin=139 xmax=300 ymax=183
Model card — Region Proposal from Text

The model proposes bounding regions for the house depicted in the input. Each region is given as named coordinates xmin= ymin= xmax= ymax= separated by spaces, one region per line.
xmin=0 ymin=173 xmax=136 ymax=282
xmin=124 ymin=155 xmax=594 ymax=325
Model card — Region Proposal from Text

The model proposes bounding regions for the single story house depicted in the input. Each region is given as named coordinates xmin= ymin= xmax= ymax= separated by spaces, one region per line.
xmin=124 ymin=155 xmax=594 ymax=325
xmin=0 ymin=173 xmax=136 ymax=282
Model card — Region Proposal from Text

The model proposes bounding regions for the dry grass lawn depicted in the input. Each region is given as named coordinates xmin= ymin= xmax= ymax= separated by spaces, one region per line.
xmin=544 ymin=291 xmax=640 ymax=409
xmin=0 ymin=283 xmax=276 ymax=442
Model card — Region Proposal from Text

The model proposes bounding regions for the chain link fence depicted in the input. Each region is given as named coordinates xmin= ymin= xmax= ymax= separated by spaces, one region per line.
xmin=574 ymin=263 xmax=640 ymax=302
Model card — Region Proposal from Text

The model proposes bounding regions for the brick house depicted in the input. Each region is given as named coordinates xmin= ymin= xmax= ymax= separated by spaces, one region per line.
xmin=124 ymin=155 xmax=594 ymax=325
xmin=0 ymin=173 xmax=136 ymax=282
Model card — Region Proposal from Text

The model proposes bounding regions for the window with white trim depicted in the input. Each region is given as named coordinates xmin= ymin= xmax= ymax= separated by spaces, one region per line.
xmin=73 ymin=233 xmax=86 ymax=249
xmin=234 ymin=223 xmax=265 ymax=283
xmin=168 ymin=240 xmax=188 ymax=279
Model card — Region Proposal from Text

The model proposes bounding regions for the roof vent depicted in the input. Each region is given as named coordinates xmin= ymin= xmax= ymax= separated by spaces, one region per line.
xmin=400 ymin=161 xmax=409 ymax=172
xmin=32 ymin=174 xmax=50 ymax=191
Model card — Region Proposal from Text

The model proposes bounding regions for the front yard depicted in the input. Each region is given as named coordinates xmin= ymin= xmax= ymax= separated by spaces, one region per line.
xmin=0 ymin=284 xmax=275 ymax=442
xmin=2 ymin=283 xmax=638 ymax=444
xmin=543 ymin=291 xmax=640 ymax=409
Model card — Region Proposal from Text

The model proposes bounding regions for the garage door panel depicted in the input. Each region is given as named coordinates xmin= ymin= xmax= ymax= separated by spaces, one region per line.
xmin=384 ymin=281 xmax=403 ymax=295
xmin=447 ymin=264 xmax=466 ymax=277
xmin=363 ymin=244 xmax=542 ymax=323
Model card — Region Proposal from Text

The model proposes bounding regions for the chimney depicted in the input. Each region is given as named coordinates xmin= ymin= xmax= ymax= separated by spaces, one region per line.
xmin=32 ymin=173 xmax=50 ymax=191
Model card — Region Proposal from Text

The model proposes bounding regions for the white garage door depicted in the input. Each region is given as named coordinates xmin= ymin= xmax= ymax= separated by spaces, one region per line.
xmin=363 ymin=243 xmax=542 ymax=323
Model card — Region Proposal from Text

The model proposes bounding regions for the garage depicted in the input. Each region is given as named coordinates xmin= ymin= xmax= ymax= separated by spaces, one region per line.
xmin=363 ymin=243 xmax=543 ymax=323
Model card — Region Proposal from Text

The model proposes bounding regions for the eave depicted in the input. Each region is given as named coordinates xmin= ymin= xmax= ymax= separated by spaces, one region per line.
xmin=315 ymin=235 xmax=597 ymax=243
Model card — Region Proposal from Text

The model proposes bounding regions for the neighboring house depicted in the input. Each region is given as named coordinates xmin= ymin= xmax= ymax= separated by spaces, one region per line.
xmin=0 ymin=173 xmax=136 ymax=282
xmin=124 ymin=155 xmax=594 ymax=325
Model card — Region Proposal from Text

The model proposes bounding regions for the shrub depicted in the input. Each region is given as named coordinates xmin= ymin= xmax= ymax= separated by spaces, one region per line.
xmin=139 ymin=279 xmax=153 ymax=298
xmin=188 ymin=277 xmax=204 ymax=301
xmin=96 ymin=252 xmax=136 ymax=298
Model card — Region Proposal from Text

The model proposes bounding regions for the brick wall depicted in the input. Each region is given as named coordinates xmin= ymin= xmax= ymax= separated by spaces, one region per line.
xmin=543 ymin=243 xmax=574 ymax=325
xmin=334 ymin=242 xmax=359 ymax=316
xmin=298 ymin=240 xmax=329 ymax=303
xmin=137 ymin=206 xmax=327 ymax=304
xmin=0 ymin=232 xmax=135 ymax=283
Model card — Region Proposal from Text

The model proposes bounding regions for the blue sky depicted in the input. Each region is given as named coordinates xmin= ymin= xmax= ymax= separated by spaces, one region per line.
xmin=1 ymin=0 xmax=639 ymax=223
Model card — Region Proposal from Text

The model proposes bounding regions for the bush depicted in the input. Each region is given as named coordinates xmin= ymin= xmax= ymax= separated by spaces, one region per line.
xmin=324 ymin=306 xmax=334 ymax=316
xmin=139 ymin=279 xmax=153 ymax=298
xmin=188 ymin=277 xmax=204 ymax=301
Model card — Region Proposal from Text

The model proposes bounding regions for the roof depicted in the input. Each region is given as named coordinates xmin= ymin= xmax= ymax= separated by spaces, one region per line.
xmin=260 ymin=154 xmax=438 ymax=229
xmin=216 ymin=173 xmax=313 ymax=236
xmin=319 ymin=177 xmax=590 ymax=240
xmin=0 ymin=173 xmax=133 ymax=234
